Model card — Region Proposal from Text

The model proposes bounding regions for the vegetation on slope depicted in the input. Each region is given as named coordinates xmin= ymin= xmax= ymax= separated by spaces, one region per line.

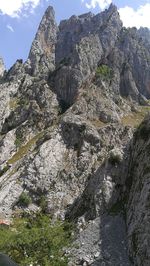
xmin=0 ymin=213 xmax=73 ymax=266
xmin=96 ymin=64 xmax=113 ymax=80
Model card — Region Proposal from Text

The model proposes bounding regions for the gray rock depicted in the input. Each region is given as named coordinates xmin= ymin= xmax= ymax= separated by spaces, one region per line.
xmin=0 ymin=57 xmax=5 ymax=77
xmin=126 ymin=115 xmax=150 ymax=265
xmin=28 ymin=6 xmax=58 ymax=79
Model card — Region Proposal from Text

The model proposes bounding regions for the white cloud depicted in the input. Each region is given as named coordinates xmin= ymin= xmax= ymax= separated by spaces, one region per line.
xmin=119 ymin=3 xmax=150 ymax=29
xmin=6 ymin=24 xmax=14 ymax=32
xmin=82 ymin=0 xmax=112 ymax=10
xmin=0 ymin=0 xmax=40 ymax=17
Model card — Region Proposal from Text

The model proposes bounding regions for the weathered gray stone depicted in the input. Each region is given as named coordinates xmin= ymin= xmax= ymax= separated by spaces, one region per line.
xmin=126 ymin=115 xmax=150 ymax=265
xmin=28 ymin=6 xmax=58 ymax=78
xmin=0 ymin=57 xmax=5 ymax=77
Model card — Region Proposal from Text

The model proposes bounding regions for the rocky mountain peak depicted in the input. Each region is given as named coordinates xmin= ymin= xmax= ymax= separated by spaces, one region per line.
xmin=138 ymin=27 xmax=150 ymax=47
xmin=44 ymin=5 xmax=55 ymax=19
xmin=107 ymin=2 xmax=118 ymax=12
xmin=27 ymin=5 xmax=57 ymax=78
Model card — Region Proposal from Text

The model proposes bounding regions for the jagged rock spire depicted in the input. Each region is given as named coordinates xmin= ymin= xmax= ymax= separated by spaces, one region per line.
xmin=27 ymin=6 xmax=58 ymax=78
xmin=0 ymin=57 xmax=5 ymax=77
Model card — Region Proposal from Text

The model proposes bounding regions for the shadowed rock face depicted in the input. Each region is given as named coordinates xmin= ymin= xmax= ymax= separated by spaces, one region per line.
xmin=0 ymin=253 xmax=18 ymax=266
xmin=125 ymin=116 xmax=150 ymax=266
xmin=0 ymin=4 xmax=150 ymax=266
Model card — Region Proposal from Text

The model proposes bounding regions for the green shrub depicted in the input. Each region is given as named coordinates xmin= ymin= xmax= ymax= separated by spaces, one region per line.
xmin=109 ymin=199 xmax=125 ymax=215
xmin=19 ymin=97 xmax=29 ymax=107
xmin=39 ymin=195 xmax=48 ymax=213
xmin=138 ymin=123 xmax=150 ymax=141
xmin=0 ymin=214 xmax=73 ymax=266
xmin=96 ymin=64 xmax=113 ymax=80
xmin=108 ymin=149 xmax=123 ymax=165
xmin=18 ymin=192 xmax=32 ymax=207
xmin=15 ymin=130 xmax=24 ymax=148
xmin=0 ymin=165 xmax=10 ymax=177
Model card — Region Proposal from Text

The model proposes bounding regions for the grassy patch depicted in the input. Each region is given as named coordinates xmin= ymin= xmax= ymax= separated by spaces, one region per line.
xmin=90 ymin=119 xmax=107 ymax=128
xmin=8 ymin=131 xmax=44 ymax=165
xmin=9 ymin=98 xmax=19 ymax=110
xmin=121 ymin=106 xmax=150 ymax=128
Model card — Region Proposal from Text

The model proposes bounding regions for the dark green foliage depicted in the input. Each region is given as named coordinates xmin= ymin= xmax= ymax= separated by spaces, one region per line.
xmin=143 ymin=165 xmax=150 ymax=175
xmin=15 ymin=131 xmax=24 ymax=148
xmin=38 ymin=195 xmax=48 ymax=213
xmin=0 ymin=214 xmax=73 ymax=266
xmin=59 ymin=99 xmax=71 ymax=114
xmin=108 ymin=153 xmax=122 ymax=165
xmin=0 ymin=165 xmax=10 ymax=178
xmin=109 ymin=199 xmax=125 ymax=216
xmin=15 ymin=138 xmax=22 ymax=148
xmin=19 ymin=97 xmax=29 ymax=107
xmin=96 ymin=64 xmax=113 ymax=80
xmin=137 ymin=122 xmax=150 ymax=141
xmin=18 ymin=192 xmax=32 ymax=207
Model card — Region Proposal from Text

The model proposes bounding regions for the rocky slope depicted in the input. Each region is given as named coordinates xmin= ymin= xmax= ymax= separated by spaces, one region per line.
xmin=0 ymin=4 xmax=150 ymax=265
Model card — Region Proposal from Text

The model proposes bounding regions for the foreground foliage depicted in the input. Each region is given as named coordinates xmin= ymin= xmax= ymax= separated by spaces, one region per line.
xmin=0 ymin=213 xmax=73 ymax=266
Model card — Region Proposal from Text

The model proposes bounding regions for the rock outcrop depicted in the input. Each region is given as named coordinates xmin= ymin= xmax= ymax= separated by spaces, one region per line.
xmin=0 ymin=57 xmax=5 ymax=77
xmin=0 ymin=4 xmax=150 ymax=265
xmin=27 ymin=6 xmax=57 ymax=78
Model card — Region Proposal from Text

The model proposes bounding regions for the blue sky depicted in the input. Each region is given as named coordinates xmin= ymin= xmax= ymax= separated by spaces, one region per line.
xmin=0 ymin=0 xmax=150 ymax=69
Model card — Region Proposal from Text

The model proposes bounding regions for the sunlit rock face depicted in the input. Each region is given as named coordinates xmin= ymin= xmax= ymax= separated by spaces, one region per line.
xmin=27 ymin=6 xmax=58 ymax=78
xmin=0 ymin=3 xmax=150 ymax=265
xmin=0 ymin=57 xmax=5 ymax=77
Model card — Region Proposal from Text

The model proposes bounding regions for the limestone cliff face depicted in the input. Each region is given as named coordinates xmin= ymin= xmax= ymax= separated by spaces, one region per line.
xmin=0 ymin=4 xmax=150 ymax=265
xmin=54 ymin=4 xmax=122 ymax=105
xmin=27 ymin=6 xmax=57 ymax=78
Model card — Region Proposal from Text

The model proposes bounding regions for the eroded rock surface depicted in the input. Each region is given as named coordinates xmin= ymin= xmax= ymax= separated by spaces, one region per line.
xmin=28 ymin=6 xmax=58 ymax=78
xmin=126 ymin=116 xmax=150 ymax=266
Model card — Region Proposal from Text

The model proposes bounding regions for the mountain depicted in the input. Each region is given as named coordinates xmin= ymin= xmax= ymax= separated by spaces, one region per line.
xmin=0 ymin=4 xmax=150 ymax=265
